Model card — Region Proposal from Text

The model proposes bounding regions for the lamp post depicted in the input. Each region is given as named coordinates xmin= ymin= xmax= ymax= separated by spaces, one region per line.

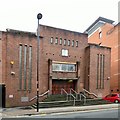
xmin=36 ymin=13 xmax=42 ymax=112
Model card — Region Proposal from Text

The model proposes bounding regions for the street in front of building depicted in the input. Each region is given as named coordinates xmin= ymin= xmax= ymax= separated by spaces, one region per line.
xmin=31 ymin=108 xmax=119 ymax=118
xmin=1 ymin=103 xmax=119 ymax=118
xmin=2 ymin=107 xmax=119 ymax=119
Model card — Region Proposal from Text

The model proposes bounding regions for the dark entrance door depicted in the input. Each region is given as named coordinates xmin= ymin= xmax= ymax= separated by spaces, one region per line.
xmin=52 ymin=80 xmax=76 ymax=94
xmin=0 ymin=84 xmax=6 ymax=108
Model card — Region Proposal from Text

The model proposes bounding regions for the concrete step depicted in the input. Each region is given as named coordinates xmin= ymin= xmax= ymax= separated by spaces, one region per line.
xmin=32 ymin=98 xmax=112 ymax=108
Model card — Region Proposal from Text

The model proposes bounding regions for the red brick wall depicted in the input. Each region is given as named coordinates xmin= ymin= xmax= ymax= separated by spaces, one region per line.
xmin=2 ymin=26 xmax=89 ymax=107
xmin=39 ymin=25 xmax=88 ymax=93
xmin=3 ymin=31 xmax=37 ymax=107
xmin=2 ymin=24 xmax=111 ymax=107
xmin=88 ymin=23 xmax=119 ymax=92
xmin=88 ymin=45 xmax=111 ymax=97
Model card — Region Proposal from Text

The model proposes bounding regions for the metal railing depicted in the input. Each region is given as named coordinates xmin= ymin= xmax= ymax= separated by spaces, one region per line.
xmin=70 ymin=88 xmax=79 ymax=100
xmin=29 ymin=90 xmax=50 ymax=102
xmin=61 ymin=88 xmax=69 ymax=101
xmin=79 ymin=93 xmax=86 ymax=105
xmin=83 ymin=88 xmax=98 ymax=98
xmin=61 ymin=88 xmax=76 ymax=106
xmin=69 ymin=92 xmax=76 ymax=106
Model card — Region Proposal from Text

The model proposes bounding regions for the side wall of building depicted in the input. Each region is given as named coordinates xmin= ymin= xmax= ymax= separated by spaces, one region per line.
xmin=3 ymin=31 xmax=38 ymax=107
xmin=88 ymin=23 xmax=119 ymax=92
xmin=85 ymin=44 xmax=111 ymax=97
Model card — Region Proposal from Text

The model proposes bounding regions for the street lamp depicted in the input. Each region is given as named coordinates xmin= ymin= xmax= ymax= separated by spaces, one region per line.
xmin=36 ymin=13 xmax=42 ymax=112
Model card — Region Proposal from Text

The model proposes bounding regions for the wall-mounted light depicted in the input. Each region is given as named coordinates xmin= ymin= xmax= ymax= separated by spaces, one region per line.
xmin=68 ymin=80 xmax=73 ymax=82
xmin=10 ymin=61 xmax=14 ymax=65
xmin=107 ymin=77 xmax=110 ymax=80
xmin=11 ymin=71 xmax=15 ymax=75
xmin=10 ymin=60 xmax=14 ymax=68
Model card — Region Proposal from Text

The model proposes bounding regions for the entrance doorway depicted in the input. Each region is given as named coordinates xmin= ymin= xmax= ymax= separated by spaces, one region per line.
xmin=0 ymin=84 xmax=6 ymax=108
xmin=52 ymin=80 xmax=76 ymax=94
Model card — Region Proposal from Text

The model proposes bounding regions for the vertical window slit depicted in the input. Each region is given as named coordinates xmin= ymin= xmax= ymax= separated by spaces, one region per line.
xmin=24 ymin=45 xmax=27 ymax=90
xmin=19 ymin=44 xmax=22 ymax=90
xmin=28 ymin=46 xmax=32 ymax=90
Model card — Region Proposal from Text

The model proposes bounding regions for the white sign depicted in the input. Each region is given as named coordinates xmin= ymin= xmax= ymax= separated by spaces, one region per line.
xmin=21 ymin=97 xmax=29 ymax=102
xmin=9 ymin=95 xmax=13 ymax=98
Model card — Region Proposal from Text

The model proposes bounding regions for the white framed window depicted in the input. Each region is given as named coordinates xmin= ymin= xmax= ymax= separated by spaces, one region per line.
xmin=50 ymin=37 xmax=53 ymax=44
xmin=55 ymin=37 xmax=58 ymax=44
xmin=68 ymin=40 xmax=70 ymax=46
xmin=72 ymin=40 xmax=74 ymax=47
xmin=52 ymin=63 xmax=76 ymax=72
xmin=99 ymin=31 xmax=102 ymax=39
xmin=76 ymin=41 xmax=78 ymax=47
xmin=61 ymin=49 xmax=68 ymax=57
xmin=60 ymin=38 xmax=62 ymax=45
xmin=64 ymin=39 xmax=66 ymax=46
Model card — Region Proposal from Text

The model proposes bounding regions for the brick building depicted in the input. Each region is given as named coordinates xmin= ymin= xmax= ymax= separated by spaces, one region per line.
xmin=0 ymin=25 xmax=111 ymax=107
xmin=85 ymin=17 xmax=120 ymax=93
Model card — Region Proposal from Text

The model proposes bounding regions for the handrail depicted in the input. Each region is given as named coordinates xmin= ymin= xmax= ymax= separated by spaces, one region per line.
xmin=29 ymin=90 xmax=50 ymax=102
xmin=61 ymin=88 xmax=68 ymax=95
xmin=61 ymin=88 xmax=69 ymax=101
xmin=83 ymin=88 xmax=98 ymax=98
xmin=70 ymin=88 xmax=78 ymax=100
xmin=69 ymin=93 xmax=76 ymax=106
xmin=80 ymin=93 xmax=86 ymax=105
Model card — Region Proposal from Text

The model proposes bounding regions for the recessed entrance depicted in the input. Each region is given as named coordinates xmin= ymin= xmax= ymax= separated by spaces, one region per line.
xmin=52 ymin=80 xmax=76 ymax=94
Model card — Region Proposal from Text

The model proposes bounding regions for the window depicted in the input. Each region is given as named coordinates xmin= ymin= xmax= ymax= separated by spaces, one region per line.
xmin=60 ymin=38 xmax=62 ymax=45
xmin=24 ymin=45 xmax=27 ymax=90
xmin=50 ymin=37 xmax=53 ymax=44
xmin=111 ymin=94 xmax=117 ymax=97
xmin=72 ymin=40 xmax=74 ymax=47
xmin=64 ymin=39 xmax=66 ymax=46
xmin=68 ymin=40 xmax=70 ymax=46
xmin=52 ymin=63 xmax=76 ymax=72
xmin=62 ymin=64 xmax=68 ymax=71
xmin=52 ymin=63 xmax=61 ymax=71
xmin=28 ymin=46 xmax=32 ymax=90
xmin=99 ymin=31 xmax=102 ymax=39
xmin=55 ymin=37 xmax=58 ymax=44
xmin=62 ymin=49 xmax=68 ymax=57
xmin=68 ymin=64 xmax=75 ymax=71
xmin=96 ymin=54 xmax=105 ymax=89
xmin=76 ymin=41 xmax=78 ymax=47
xmin=19 ymin=44 xmax=22 ymax=90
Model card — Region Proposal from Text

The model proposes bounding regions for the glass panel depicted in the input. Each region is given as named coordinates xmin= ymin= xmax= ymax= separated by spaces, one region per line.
xmin=50 ymin=37 xmax=53 ymax=44
xmin=52 ymin=64 xmax=61 ymax=71
xmin=76 ymin=41 xmax=78 ymax=47
xmin=28 ymin=46 xmax=32 ymax=90
xmin=19 ymin=45 xmax=22 ymax=90
xmin=52 ymin=63 xmax=76 ymax=72
xmin=72 ymin=40 xmax=74 ymax=47
xmin=62 ymin=49 xmax=68 ymax=56
xmin=68 ymin=40 xmax=70 ymax=46
xmin=60 ymin=38 xmax=62 ymax=45
xmin=24 ymin=45 xmax=27 ymax=90
xmin=64 ymin=39 xmax=66 ymax=46
xmin=68 ymin=64 xmax=75 ymax=71
xmin=61 ymin=64 xmax=68 ymax=71
xmin=55 ymin=37 xmax=58 ymax=44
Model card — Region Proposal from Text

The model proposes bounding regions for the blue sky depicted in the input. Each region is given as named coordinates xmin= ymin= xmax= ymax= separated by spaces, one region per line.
xmin=0 ymin=0 xmax=119 ymax=33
